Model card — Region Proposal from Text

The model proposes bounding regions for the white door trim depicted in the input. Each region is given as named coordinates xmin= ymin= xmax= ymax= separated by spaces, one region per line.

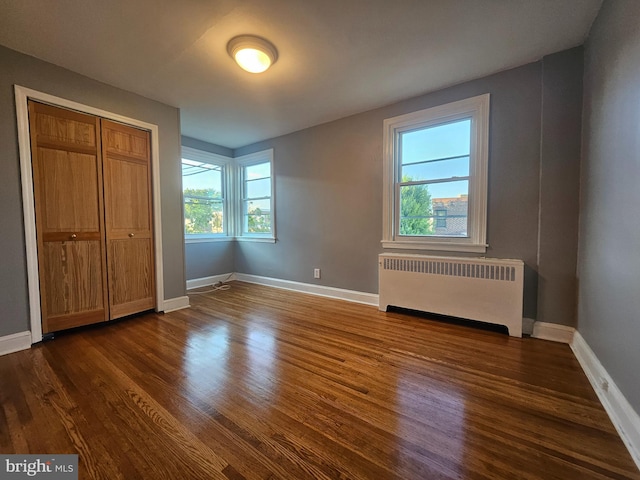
xmin=14 ymin=85 xmax=165 ymax=344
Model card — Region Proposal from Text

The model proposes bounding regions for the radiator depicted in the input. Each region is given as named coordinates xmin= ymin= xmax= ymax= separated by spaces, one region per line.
xmin=379 ymin=253 xmax=524 ymax=337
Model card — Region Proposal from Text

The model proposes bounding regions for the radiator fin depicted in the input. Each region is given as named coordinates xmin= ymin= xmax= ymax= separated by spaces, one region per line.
xmin=382 ymin=257 xmax=516 ymax=282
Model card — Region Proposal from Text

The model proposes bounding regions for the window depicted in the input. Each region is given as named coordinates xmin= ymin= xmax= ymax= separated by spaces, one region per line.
xmin=236 ymin=149 xmax=275 ymax=240
xmin=382 ymin=94 xmax=489 ymax=252
xmin=181 ymin=147 xmax=275 ymax=243
xmin=182 ymin=147 xmax=231 ymax=241
xmin=435 ymin=209 xmax=447 ymax=228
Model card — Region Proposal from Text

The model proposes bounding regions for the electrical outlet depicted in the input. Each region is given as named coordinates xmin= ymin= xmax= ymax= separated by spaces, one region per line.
xmin=313 ymin=268 xmax=321 ymax=279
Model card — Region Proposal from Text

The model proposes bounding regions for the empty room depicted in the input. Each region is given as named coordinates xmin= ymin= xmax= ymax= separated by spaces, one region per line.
xmin=1 ymin=0 xmax=639 ymax=478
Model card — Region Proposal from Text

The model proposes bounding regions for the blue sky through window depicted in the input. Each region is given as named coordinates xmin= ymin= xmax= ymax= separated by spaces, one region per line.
xmin=182 ymin=159 xmax=222 ymax=193
xmin=400 ymin=118 xmax=471 ymax=199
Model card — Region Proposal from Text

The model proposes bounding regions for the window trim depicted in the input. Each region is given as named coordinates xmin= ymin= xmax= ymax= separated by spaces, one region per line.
xmin=235 ymin=149 xmax=276 ymax=242
xmin=181 ymin=146 xmax=233 ymax=243
xmin=382 ymin=94 xmax=490 ymax=253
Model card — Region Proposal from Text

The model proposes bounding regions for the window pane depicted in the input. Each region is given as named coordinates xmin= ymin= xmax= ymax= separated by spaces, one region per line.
xmin=431 ymin=181 xmax=468 ymax=237
xmin=245 ymin=177 xmax=271 ymax=199
xmin=245 ymin=198 xmax=270 ymax=213
xmin=182 ymin=157 xmax=225 ymax=235
xmin=244 ymin=198 xmax=271 ymax=234
xmin=246 ymin=213 xmax=271 ymax=233
xmin=184 ymin=197 xmax=224 ymax=234
xmin=245 ymin=162 xmax=270 ymax=180
xmin=401 ymin=155 xmax=469 ymax=182
xmin=182 ymin=160 xmax=222 ymax=198
xmin=399 ymin=184 xmax=433 ymax=236
xmin=399 ymin=180 xmax=468 ymax=237
xmin=401 ymin=119 xmax=471 ymax=165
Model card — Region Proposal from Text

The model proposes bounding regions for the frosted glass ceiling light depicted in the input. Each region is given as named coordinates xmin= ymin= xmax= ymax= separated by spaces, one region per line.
xmin=227 ymin=35 xmax=278 ymax=73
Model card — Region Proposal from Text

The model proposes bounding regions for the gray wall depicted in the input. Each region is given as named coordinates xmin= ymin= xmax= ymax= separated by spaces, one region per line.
xmin=0 ymin=45 xmax=185 ymax=337
xmin=236 ymin=113 xmax=385 ymax=292
xmin=185 ymin=242 xmax=235 ymax=281
xmin=579 ymin=0 xmax=640 ymax=410
xmin=182 ymin=135 xmax=233 ymax=158
xmin=537 ymin=49 xmax=583 ymax=326
xmin=232 ymin=51 xmax=583 ymax=323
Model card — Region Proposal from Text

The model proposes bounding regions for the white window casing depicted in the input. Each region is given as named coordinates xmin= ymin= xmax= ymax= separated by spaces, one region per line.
xmin=235 ymin=149 xmax=276 ymax=242
xmin=382 ymin=94 xmax=490 ymax=253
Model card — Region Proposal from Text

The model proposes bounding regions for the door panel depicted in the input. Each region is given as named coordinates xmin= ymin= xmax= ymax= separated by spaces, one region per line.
xmin=104 ymin=157 xmax=150 ymax=232
xmin=103 ymin=124 xmax=148 ymax=160
xmin=43 ymin=241 xmax=104 ymax=316
xmin=108 ymin=238 xmax=155 ymax=319
xmin=102 ymin=119 xmax=155 ymax=319
xmin=29 ymin=101 xmax=109 ymax=333
xmin=38 ymin=149 xmax=101 ymax=232
xmin=35 ymin=110 xmax=97 ymax=147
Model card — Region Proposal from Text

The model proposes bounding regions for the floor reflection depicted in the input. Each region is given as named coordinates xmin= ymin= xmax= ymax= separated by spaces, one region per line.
xmin=394 ymin=372 xmax=467 ymax=478
xmin=184 ymin=324 xmax=230 ymax=402
xmin=246 ymin=327 xmax=278 ymax=404
xmin=182 ymin=317 xmax=281 ymax=414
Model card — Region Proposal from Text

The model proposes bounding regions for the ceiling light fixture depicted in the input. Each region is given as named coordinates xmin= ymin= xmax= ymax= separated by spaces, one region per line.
xmin=227 ymin=35 xmax=278 ymax=74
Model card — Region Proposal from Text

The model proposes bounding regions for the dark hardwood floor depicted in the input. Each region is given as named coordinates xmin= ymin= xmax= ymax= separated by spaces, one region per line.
xmin=1 ymin=281 xmax=638 ymax=479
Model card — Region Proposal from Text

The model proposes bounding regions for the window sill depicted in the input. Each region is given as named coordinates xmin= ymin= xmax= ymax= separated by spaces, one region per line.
xmin=184 ymin=235 xmax=276 ymax=244
xmin=381 ymin=240 xmax=487 ymax=253
xmin=185 ymin=236 xmax=233 ymax=244
xmin=236 ymin=236 xmax=276 ymax=244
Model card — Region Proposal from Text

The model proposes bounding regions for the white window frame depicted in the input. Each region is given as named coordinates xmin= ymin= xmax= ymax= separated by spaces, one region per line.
xmin=182 ymin=146 xmax=233 ymax=243
xmin=235 ymin=149 xmax=276 ymax=243
xmin=382 ymin=94 xmax=490 ymax=253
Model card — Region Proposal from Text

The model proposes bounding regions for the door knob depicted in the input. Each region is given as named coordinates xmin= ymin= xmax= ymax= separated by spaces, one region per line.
xmin=128 ymin=233 xmax=135 ymax=238
xmin=70 ymin=234 xmax=77 ymax=239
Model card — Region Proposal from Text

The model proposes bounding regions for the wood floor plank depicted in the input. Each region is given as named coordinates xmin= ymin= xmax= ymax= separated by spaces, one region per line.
xmin=0 ymin=281 xmax=638 ymax=479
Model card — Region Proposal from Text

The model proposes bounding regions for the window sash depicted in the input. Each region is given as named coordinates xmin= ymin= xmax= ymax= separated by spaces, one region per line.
xmin=242 ymin=165 xmax=272 ymax=235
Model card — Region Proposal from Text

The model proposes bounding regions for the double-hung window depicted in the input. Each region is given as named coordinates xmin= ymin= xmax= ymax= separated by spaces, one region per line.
xmin=182 ymin=147 xmax=231 ymax=241
xmin=382 ymin=94 xmax=490 ymax=252
xmin=236 ymin=149 xmax=275 ymax=240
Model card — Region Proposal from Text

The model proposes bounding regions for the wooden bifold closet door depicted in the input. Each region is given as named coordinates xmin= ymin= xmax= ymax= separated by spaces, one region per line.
xmin=101 ymin=119 xmax=155 ymax=319
xmin=29 ymin=101 xmax=155 ymax=334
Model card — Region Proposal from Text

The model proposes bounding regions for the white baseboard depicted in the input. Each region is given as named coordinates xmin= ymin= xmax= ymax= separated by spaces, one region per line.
xmin=163 ymin=296 xmax=190 ymax=313
xmin=571 ymin=331 xmax=640 ymax=471
xmin=0 ymin=331 xmax=32 ymax=356
xmin=233 ymin=273 xmax=379 ymax=306
xmin=531 ymin=321 xmax=575 ymax=343
xmin=186 ymin=273 xmax=234 ymax=290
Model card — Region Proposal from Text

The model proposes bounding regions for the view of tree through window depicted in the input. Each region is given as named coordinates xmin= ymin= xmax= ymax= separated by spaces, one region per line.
xmin=399 ymin=176 xmax=434 ymax=235
xmin=246 ymin=203 xmax=271 ymax=233
xmin=182 ymin=159 xmax=224 ymax=234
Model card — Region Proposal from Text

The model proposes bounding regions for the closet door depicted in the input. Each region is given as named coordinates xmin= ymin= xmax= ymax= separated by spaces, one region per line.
xmin=101 ymin=119 xmax=156 ymax=319
xmin=29 ymin=101 xmax=109 ymax=333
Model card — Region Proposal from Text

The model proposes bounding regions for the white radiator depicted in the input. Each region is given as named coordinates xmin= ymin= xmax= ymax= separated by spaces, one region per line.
xmin=379 ymin=253 xmax=524 ymax=337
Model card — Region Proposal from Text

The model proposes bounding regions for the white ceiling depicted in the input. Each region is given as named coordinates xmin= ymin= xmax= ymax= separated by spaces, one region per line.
xmin=0 ymin=0 xmax=602 ymax=149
